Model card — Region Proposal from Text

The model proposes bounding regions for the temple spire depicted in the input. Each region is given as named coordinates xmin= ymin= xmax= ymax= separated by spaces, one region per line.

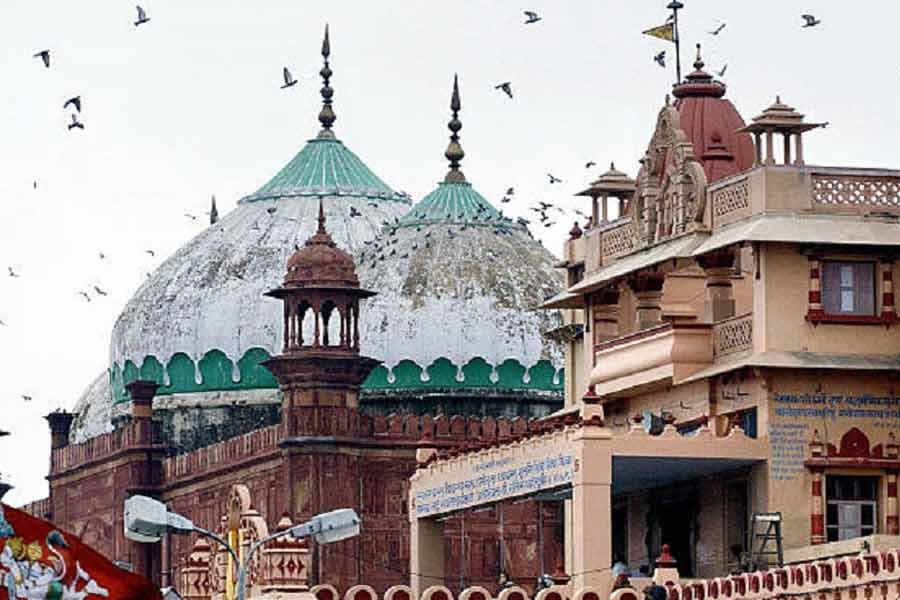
xmin=209 ymin=195 xmax=218 ymax=225
xmin=316 ymin=199 xmax=326 ymax=234
xmin=317 ymin=24 xmax=336 ymax=138
xmin=693 ymin=43 xmax=704 ymax=70
xmin=444 ymin=74 xmax=466 ymax=183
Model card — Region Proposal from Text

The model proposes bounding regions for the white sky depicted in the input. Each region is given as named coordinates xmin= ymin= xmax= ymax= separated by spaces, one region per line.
xmin=1 ymin=0 xmax=899 ymax=506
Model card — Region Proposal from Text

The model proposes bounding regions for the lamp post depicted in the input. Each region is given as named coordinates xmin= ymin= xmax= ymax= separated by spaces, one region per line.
xmin=125 ymin=495 xmax=361 ymax=600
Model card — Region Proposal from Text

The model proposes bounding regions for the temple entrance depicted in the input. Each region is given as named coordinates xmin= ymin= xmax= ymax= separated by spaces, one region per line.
xmin=652 ymin=492 xmax=697 ymax=577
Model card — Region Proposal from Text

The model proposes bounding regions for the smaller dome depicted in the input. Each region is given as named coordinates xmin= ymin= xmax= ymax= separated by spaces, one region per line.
xmin=284 ymin=202 xmax=359 ymax=288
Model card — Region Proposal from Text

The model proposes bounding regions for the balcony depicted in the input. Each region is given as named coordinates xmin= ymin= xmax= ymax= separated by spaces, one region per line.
xmin=589 ymin=321 xmax=713 ymax=397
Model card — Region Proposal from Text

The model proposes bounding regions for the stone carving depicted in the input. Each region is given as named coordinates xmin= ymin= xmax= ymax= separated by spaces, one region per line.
xmin=812 ymin=175 xmax=900 ymax=210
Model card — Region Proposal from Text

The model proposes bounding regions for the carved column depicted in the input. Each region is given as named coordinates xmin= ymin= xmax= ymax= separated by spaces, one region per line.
xmin=881 ymin=259 xmax=896 ymax=323
xmin=592 ymin=287 xmax=620 ymax=345
xmin=888 ymin=472 xmax=899 ymax=535
xmin=794 ymin=133 xmax=805 ymax=166
xmin=629 ymin=272 xmax=665 ymax=330
xmin=810 ymin=468 xmax=825 ymax=545
xmin=764 ymin=129 xmax=775 ymax=165
xmin=697 ymin=248 xmax=736 ymax=322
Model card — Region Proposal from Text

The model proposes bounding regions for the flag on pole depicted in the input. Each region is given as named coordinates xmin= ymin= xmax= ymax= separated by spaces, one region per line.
xmin=0 ymin=503 xmax=162 ymax=600
xmin=642 ymin=22 xmax=676 ymax=42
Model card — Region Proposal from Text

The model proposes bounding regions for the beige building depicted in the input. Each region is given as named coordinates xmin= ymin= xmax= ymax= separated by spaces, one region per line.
xmin=408 ymin=52 xmax=900 ymax=597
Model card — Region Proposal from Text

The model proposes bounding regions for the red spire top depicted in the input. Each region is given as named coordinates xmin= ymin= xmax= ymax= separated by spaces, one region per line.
xmin=672 ymin=44 xmax=725 ymax=99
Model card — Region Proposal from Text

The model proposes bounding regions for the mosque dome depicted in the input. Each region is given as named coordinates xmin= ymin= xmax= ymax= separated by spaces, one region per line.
xmin=669 ymin=45 xmax=755 ymax=183
xmin=356 ymin=77 xmax=565 ymax=414
xmin=71 ymin=28 xmax=411 ymax=440
xmin=284 ymin=203 xmax=360 ymax=288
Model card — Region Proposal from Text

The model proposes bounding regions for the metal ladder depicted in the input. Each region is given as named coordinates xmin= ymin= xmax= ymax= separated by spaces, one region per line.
xmin=749 ymin=512 xmax=783 ymax=571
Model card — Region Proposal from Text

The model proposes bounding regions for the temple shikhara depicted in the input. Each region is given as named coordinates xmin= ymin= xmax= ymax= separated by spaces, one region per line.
xmin=16 ymin=21 xmax=900 ymax=600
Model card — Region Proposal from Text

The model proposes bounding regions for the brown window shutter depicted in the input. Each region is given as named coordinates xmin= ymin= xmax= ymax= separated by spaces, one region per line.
xmin=822 ymin=261 xmax=842 ymax=314
xmin=856 ymin=262 xmax=876 ymax=315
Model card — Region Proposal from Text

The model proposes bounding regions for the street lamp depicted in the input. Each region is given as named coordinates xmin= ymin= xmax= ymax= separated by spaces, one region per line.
xmin=125 ymin=495 xmax=361 ymax=600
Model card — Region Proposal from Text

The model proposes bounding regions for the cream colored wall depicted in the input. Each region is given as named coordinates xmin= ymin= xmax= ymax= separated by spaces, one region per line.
xmin=613 ymin=381 xmax=711 ymax=430
xmin=761 ymin=244 xmax=900 ymax=355
xmin=763 ymin=370 xmax=900 ymax=552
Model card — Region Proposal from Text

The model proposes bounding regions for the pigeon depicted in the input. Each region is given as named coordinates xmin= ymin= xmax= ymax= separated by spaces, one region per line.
xmin=68 ymin=114 xmax=84 ymax=130
xmin=22 ymin=395 xmax=32 ymax=402
xmin=501 ymin=196 xmax=511 ymax=203
xmin=135 ymin=5 xmax=151 ymax=26
xmin=8 ymin=267 xmax=19 ymax=278
xmin=0 ymin=318 xmax=5 ymax=326
xmin=654 ymin=51 xmax=666 ymax=68
xmin=708 ymin=23 xmax=726 ymax=35
xmin=93 ymin=285 xmax=108 ymax=297
xmin=63 ymin=96 xmax=82 ymax=112
xmin=78 ymin=291 xmax=91 ymax=302
xmin=544 ymin=221 xmax=555 ymax=228
xmin=349 ymin=206 xmax=362 ymax=217
xmin=33 ymin=50 xmax=50 ymax=68
xmin=506 ymin=187 xmax=514 ymax=195
xmin=145 ymin=249 xmax=155 ymax=257
xmin=99 ymin=252 xmax=106 ymax=260
xmin=524 ymin=10 xmax=541 ymax=24
xmin=801 ymin=14 xmax=820 ymax=28
xmin=716 ymin=64 xmax=728 ymax=77
xmin=266 ymin=207 xmax=277 ymax=215
xmin=33 ymin=181 xmax=37 ymax=189
xmin=585 ymin=161 xmax=597 ymax=168
xmin=281 ymin=67 xmax=297 ymax=89
xmin=547 ymin=174 xmax=562 ymax=184
xmin=184 ymin=213 xmax=198 ymax=221
xmin=494 ymin=82 xmax=513 ymax=99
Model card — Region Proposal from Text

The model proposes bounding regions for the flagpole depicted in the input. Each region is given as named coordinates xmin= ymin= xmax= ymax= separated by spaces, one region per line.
xmin=668 ymin=0 xmax=684 ymax=84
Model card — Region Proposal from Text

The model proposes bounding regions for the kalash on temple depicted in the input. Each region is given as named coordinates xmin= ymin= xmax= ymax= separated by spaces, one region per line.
xmin=18 ymin=24 xmax=900 ymax=600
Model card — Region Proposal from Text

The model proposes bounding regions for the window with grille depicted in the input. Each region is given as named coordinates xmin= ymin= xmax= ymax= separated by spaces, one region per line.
xmin=826 ymin=475 xmax=878 ymax=542
xmin=821 ymin=261 xmax=876 ymax=316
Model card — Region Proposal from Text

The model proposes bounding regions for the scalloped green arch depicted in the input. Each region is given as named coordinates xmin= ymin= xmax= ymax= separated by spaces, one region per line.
xmin=111 ymin=349 xmax=562 ymax=404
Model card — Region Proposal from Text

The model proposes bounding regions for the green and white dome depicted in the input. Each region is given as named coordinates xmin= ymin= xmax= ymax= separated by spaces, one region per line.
xmin=356 ymin=77 xmax=564 ymax=410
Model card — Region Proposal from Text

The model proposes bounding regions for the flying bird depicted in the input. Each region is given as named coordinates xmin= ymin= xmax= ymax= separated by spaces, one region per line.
xmin=99 ymin=252 xmax=106 ymax=260
xmin=501 ymin=196 xmax=511 ymax=203
xmin=266 ymin=207 xmax=277 ymax=215
xmin=145 ymin=249 xmax=155 ymax=257
xmin=21 ymin=395 xmax=32 ymax=402
xmin=494 ymin=82 xmax=513 ymax=99
xmin=7 ymin=267 xmax=19 ymax=278
xmin=184 ymin=213 xmax=198 ymax=221
xmin=654 ymin=51 xmax=666 ymax=68
xmin=544 ymin=222 xmax=556 ymax=228
xmin=708 ymin=23 xmax=726 ymax=35
xmin=0 ymin=318 xmax=5 ymax=326
xmin=524 ymin=10 xmax=541 ymax=24
xmin=281 ymin=67 xmax=297 ymax=89
xmin=585 ymin=161 xmax=597 ymax=169
xmin=93 ymin=285 xmax=108 ymax=296
xmin=801 ymin=14 xmax=820 ymax=27
xmin=68 ymin=114 xmax=84 ymax=130
xmin=78 ymin=291 xmax=91 ymax=302
xmin=547 ymin=174 xmax=562 ymax=184
xmin=134 ymin=5 xmax=151 ymax=26
xmin=716 ymin=64 xmax=728 ymax=77
xmin=349 ymin=206 xmax=362 ymax=217
xmin=33 ymin=181 xmax=37 ymax=189
xmin=506 ymin=187 xmax=514 ymax=195
xmin=33 ymin=50 xmax=50 ymax=68
xmin=63 ymin=96 xmax=82 ymax=112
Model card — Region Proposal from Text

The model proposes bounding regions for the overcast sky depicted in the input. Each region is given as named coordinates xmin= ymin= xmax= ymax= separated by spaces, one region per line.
xmin=2 ymin=0 xmax=899 ymax=506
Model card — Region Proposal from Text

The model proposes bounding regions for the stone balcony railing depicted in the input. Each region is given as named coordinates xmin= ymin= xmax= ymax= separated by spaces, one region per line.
xmin=712 ymin=313 xmax=753 ymax=359
xmin=590 ymin=322 xmax=713 ymax=396
xmin=710 ymin=166 xmax=900 ymax=228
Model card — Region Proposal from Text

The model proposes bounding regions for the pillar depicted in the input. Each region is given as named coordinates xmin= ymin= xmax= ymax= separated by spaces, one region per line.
xmin=45 ymin=411 xmax=75 ymax=450
xmin=794 ymin=133 xmax=804 ymax=166
xmin=810 ymin=468 xmax=825 ymax=545
xmin=782 ymin=133 xmax=792 ymax=165
xmin=571 ymin=410 xmax=613 ymax=594
xmin=697 ymin=249 xmax=736 ymax=322
xmin=888 ymin=472 xmax=899 ymax=535
xmin=592 ymin=287 xmax=620 ymax=345
xmin=764 ymin=130 xmax=775 ymax=165
xmin=629 ymin=273 xmax=665 ymax=330
xmin=591 ymin=195 xmax=600 ymax=227
xmin=126 ymin=380 xmax=159 ymax=445
xmin=410 ymin=516 xmax=445 ymax=597
xmin=881 ymin=259 xmax=896 ymax=323
xmin=601 ymin=193 xmax=609 ymax=223
xmin=753 ymin=133 xmax=763 ymax=165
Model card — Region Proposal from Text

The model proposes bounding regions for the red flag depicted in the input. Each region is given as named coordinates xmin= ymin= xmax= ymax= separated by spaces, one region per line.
xmin=0 ymin=503 xmax=161 ymax=600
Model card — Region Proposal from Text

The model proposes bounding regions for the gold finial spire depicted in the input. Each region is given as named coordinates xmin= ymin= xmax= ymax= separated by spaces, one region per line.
xmin=317 ymin=24 xmax=336 ymax=138
xmin=693 ymin=43 xmax=704 ymax=70
xmin=444 ymin=74 xmax=466 ymax=183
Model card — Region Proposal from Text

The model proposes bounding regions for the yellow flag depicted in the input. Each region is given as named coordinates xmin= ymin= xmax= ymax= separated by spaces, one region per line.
xmin=642 ymin=22 xmax=675 ymax=42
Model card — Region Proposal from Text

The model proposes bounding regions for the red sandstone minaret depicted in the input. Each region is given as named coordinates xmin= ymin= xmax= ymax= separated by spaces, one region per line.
xmin=263 ymin=201 xmax=381 ymax=438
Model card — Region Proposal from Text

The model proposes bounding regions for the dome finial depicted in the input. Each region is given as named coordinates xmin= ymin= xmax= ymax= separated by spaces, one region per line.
xmin=317 ymin=24 xmax=336 ymax=138
xmin=694 ymin=43 xmax=704 ymax=70
xmin=316 ymin=199 xmax=326 ymax=234
xmin=210 ymin=195 xmax=218 ymax=225
xmin=444 ymin=74 xmax=466 ymax=183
